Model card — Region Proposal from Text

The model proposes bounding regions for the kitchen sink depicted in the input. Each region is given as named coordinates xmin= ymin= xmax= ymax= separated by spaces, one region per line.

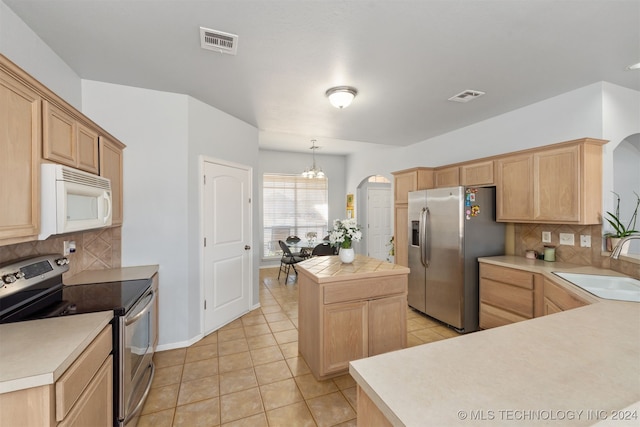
xmin=553 ymin=272 xmax=640 ymax=302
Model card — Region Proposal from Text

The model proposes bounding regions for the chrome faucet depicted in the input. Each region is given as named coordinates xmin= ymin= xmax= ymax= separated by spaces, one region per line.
xmin=610 ymin=234 xmax=640 ymax=259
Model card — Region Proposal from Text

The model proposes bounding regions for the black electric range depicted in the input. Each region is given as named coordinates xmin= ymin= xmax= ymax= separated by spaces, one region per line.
xmin=0 ymin=254 xmax=157 ymax=427
xmin=0 ymin=254 xmax=150 ymax=323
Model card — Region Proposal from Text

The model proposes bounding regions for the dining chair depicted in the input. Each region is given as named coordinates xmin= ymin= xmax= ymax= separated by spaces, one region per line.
xmin=311 ymin=242 xmax=337 ymax=256
xmin=278 ymin=240 xmax=305 ymax=281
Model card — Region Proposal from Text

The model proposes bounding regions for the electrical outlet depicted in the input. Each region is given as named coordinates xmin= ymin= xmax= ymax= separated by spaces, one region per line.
xmin=63 ymin=240 xmax=76 ymax=255
xmin=559 ymin=233 xmax=575 ymax=246
xmin=542 ymin=231 xmax=551 ymax=243
xmin=580 ymin=235 xmax=591 ymax=248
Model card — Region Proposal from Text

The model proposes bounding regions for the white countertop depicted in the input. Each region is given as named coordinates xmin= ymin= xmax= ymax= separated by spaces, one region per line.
xmin=64 ymin=264 xmax=158 ymax=285
xmin=0 ymin=311 xmax=113 ymax=393
xmin=350 ymin=257 xmax=640 ymax=426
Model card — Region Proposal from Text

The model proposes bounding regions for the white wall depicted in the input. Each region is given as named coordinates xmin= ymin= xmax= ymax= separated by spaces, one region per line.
xmin=0 ymin=0 xmax=81 ymax=108
xmin=258 ymin=149 xmax=346 ymax=266
xmin=346 ymin=83 xmax=606 ymax=193
xmin=187 ymin=97 xmax=259 ymax=338
xmin=82 ymin=82 xmax=262 ymax=349
xmin=82 ymin=80 xmax=191 ymax=348
xmin=601 ymin=83 xmax=640 ymax=218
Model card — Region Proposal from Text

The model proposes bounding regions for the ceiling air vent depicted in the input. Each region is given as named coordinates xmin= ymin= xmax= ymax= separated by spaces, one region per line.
xmin=200 ymin=27 xmax=238 ymax=55
xmin=448 ymin=90 xmax=485 ymax=103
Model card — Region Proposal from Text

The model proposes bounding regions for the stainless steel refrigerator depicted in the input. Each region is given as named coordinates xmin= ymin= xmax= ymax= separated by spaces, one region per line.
xmin=408 ymin=186 xmax=504 ymax=332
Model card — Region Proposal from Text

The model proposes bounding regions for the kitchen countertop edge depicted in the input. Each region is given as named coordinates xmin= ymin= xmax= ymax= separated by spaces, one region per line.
xmin=64 ymin=264 xmax=159 ymax=285
xmin=0 ymin=311 xmax=113 ymax=394
xmin=297 ymin=255 xmax=409 ymax=284
xmin=349 ymin=256 xmax=640 ymax=426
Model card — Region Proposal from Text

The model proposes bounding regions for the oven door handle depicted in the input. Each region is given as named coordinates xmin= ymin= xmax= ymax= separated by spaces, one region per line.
xmin=125 ymin=288 xmax=155 ymax=326
xmin=124 ymin=362 xmax=155 ymax=425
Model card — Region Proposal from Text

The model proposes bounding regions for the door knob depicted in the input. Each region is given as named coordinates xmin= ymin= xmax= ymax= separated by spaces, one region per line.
xmin=244 ymin=245 xmax=251 ymax=250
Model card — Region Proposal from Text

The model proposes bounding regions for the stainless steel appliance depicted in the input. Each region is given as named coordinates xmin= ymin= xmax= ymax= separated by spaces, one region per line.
xmin=408 ymin=187 xmax=504 ymax=332
xmin=0 ymin=254 xmax=156 ymax=427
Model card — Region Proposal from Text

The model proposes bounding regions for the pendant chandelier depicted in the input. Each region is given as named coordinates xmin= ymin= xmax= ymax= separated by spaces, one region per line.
xmin=302 ymin=140 xmax=325 ymax=179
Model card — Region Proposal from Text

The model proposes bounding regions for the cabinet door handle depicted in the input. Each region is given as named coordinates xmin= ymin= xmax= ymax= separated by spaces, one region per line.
xmin=245 ymin=245 xmax=251 ymax=250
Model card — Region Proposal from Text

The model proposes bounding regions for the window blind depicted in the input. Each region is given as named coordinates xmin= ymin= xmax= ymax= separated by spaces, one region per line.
xmin=263 ymin=174 xmax=328 ymax=257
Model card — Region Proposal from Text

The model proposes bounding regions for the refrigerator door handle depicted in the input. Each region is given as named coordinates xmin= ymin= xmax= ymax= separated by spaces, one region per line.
xmin=421 ymin=207 xmax=430 ymax=268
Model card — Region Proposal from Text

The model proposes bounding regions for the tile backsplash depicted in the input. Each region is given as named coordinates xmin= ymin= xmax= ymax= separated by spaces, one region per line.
xmin=0 ymin=227 xmax=121 ymax=279
xmin=514 ymin=223 xmax=603 ymax=266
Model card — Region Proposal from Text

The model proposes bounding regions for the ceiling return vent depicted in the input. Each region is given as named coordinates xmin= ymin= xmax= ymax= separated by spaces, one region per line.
xmin=200 ymin=27 xmax=238 ymax=55
xmin=448 ymin=89 xmax=485 ymax=103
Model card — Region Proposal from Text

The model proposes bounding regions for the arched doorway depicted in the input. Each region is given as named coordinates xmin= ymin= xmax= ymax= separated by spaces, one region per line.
xmin=612 ymin=133 xmax=640 ymax=255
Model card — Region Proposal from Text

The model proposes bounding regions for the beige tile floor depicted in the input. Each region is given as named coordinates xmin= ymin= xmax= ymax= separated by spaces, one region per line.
xmin=139 ymin=267 xmax=460 ymax=427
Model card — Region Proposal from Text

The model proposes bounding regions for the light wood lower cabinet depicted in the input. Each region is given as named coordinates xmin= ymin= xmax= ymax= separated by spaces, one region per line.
xmin=392 ymin=168 xmax=433 ymax=267
xmin=394 ymin=205 xmax=408 ymax=267
xmin=299 ymin=270 xmax=407 ymax=380
xmin=543 ymin=277 xmax=589 ymax=315
xmin=0 ymin=325 xmax=113 ymax=427
xmin=479 ymin=264 xmax=541 ymax=329
xmin=357 ymin=386 xmax=393 ymax=427
xmin=323 ymin=301 xmax=368 ymax=374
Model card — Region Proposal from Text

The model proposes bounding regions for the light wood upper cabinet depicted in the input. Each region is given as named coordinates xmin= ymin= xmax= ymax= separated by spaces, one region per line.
xmin=0 ymin=70 xmax=41 ymax=244
xmin=434 ymin=166 xmax=460 ymax=188
xmin=496 ymin=138 xmax=605 ymax=224
xmin=534 ymin=144 xmax=580 ymax=222
xmin=496 ymin=154 xmax=534 ymax=222
xmin=392 ymin=168 xmax=433 ymax=203
xmin=460 ymin=160 xmax=494 ymax=186
xmin=43 ymin=100 xmax=99 ymax=174
xmin=99 ymin=136 xmax=125 ymax=226
xmin=76 ymin=122 xmax=99 ymax=174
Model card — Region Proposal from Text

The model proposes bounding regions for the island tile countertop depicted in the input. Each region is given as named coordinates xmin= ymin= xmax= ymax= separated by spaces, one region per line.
xmin=350 ymin=256 xmax=640 ymax=426
xmin=297 ymin=254 xmax=409 ymax=284
xmin=0 ymin=311 xmax=113 ymax=394
xmin=64 ymin=264 xmax=159 ymax=285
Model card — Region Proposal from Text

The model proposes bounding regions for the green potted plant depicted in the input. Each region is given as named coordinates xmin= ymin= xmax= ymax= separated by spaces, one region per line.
xmin=604 ymin=191 xmax=640 ymax=251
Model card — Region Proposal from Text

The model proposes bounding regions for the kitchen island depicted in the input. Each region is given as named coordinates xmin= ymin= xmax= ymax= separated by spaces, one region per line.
xmin=350 ymin=257 xmax=640 ymax=426
xmin=298 ymin=254 xmax=409 ymax=380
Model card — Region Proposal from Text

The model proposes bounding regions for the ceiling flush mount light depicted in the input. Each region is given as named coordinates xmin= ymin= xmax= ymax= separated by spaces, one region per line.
xmin=302 ymin=140 xmax=325 ymax=179
xmin=326 ymin=86 xmax=358 ymax=109
xmin=626 ymin=62 xmax=640 ymax=71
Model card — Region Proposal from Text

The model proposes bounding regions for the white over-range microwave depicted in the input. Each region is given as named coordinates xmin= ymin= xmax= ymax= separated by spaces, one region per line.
xmin=39 ymin=164 xmax=112 ymax=240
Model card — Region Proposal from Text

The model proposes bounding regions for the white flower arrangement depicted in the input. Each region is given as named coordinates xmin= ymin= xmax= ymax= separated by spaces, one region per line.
xmin=329 ymin=218 xmax=362 ymax=249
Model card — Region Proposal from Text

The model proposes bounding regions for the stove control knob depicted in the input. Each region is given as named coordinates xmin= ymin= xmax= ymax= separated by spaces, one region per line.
xmin=55 ymin=258 xmax=69 ymax=266
xmin=2 ymin=274 xmax=17 ymax=284
xmin=14 ymin=271 xmax=25 ymax=280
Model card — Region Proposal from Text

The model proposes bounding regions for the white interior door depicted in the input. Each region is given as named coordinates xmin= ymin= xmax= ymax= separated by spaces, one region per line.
xmin=367 ymin=187 xmax=392 ymax=260
xmin=203 ymin=159 xmax=252 ymax=334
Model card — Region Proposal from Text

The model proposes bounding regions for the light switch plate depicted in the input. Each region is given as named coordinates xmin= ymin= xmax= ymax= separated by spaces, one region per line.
xmin=559 ymin=233 xmax=575 ymax=246
xmin=542 ymin=231 xmax=551 ymax=243
xmin=580 ymin=235 xmax=591 ymax=248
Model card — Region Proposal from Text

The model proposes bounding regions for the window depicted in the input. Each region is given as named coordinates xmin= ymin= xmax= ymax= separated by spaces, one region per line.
xmin=368 ymin=175 xmax=390 ymax=183
xmin=263 ymin=174 xmax=328 ymax=258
